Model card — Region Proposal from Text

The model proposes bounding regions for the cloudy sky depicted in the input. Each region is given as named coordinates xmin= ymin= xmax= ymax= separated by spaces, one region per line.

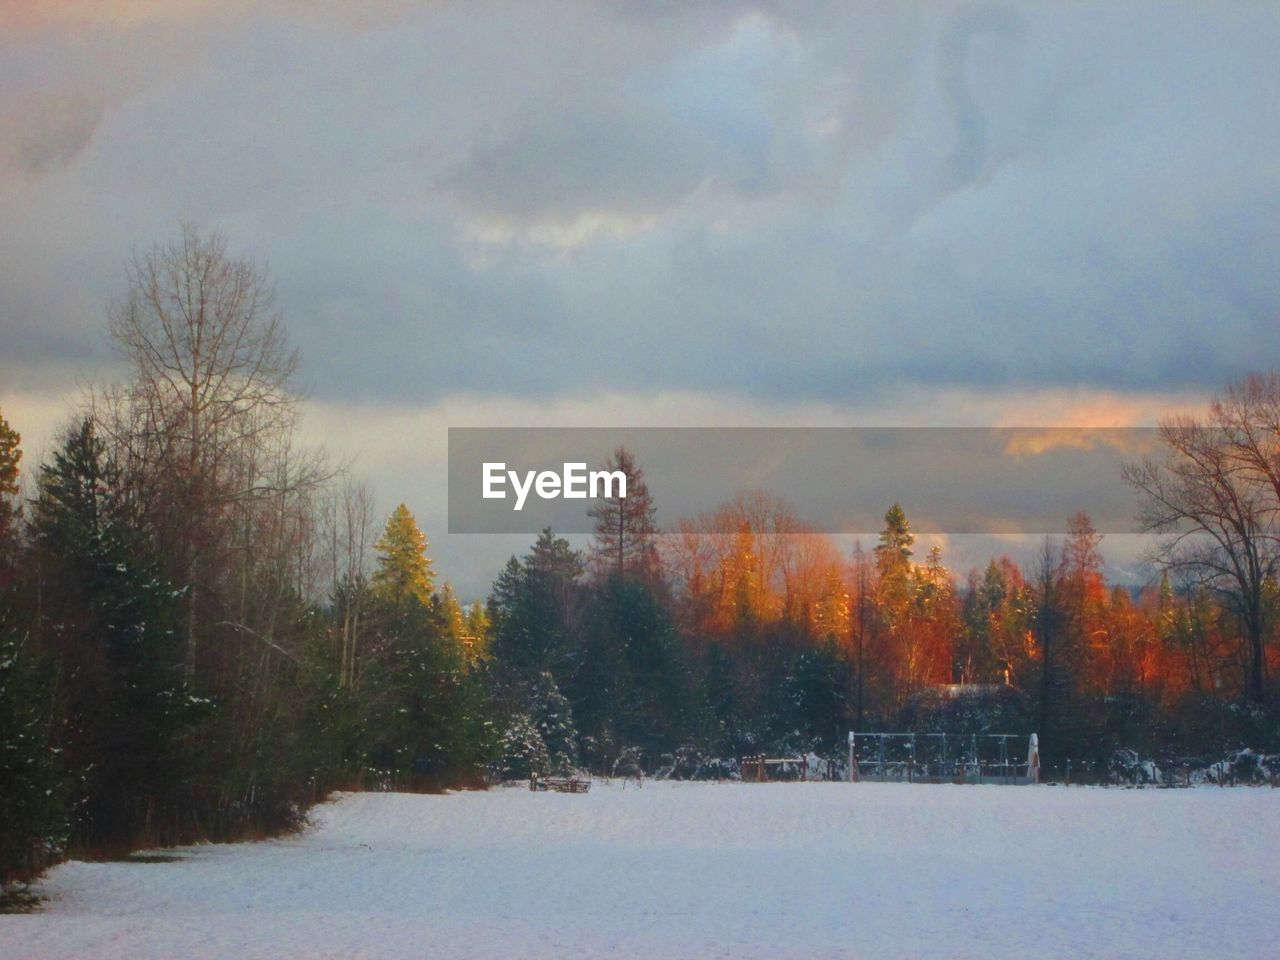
xmin=2 ymin=1 xmax=1278 ymax=594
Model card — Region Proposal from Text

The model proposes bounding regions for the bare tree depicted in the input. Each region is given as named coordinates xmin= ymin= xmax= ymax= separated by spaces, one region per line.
xmin=1125 ymin=401 xmax=1277 ymax=703
xmin=102 ymin=224 xmax=306 ymax=681
xmin=850 ymin=541 xmax=873 ymax=729
xmin=320 ymin=475 xmax=376 ymax=689
xmin=1212 ymin=372 xmax=1280 ymax=511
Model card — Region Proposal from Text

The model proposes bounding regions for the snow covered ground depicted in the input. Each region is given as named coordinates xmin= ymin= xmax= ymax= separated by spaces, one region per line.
xmin=4 ymin=781 xmax=1278 ymax=959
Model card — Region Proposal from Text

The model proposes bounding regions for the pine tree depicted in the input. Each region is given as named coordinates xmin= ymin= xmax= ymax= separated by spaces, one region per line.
xmin=372 ymin=504 xmax=435 ymax=608
xmin=780 ymin=640 xmax=849 ymax=752
xmin=587 ymin=447 xmax=659 ymax=585
xmin=0 ymin=408 xmax=20 ymax=551
xmin=875 ymin=504 xmax=914 ymax=570
xmin=875 ymin=504 xmax=916 ymax=633
xmin=439 ymin=583 xmax=466 ymax=640
xmin=698 ymin=641 xmax=741 ymax=755
xmin=359 ymin=588 xmax=493 ymax=790
xmin=488 ymin=529 xmax=583 ymax=680
xmin=813 ymin=568 xmax=850 ymax=645
xmin=463 ymin=602 xmax=491 ymax=659
xmin=360 ymin=507 xmax=495 ymax=790
xmin=912 ymin=545 xmax=957 ymax=684
xmin=528 ymin=672 xmax=578 ymax=774
xmin=499 ymin=713 xmax=549 ymax=780
xmin=959 ymin=559 xmax=1014 ymax=684
xmin=573 ymin=575 xmax=687 ymax=763
xmin=0 ymin=624 xmax=67 ymax=886
xmin=0 ymin=414 xmax=68 ymax=885
xmin=31 ymin=420 xmax=192 ymax=850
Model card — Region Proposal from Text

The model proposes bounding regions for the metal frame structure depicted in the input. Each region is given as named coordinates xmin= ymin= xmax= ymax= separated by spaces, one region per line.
xmin=847 ymin=732 xmax=1039 ymax=785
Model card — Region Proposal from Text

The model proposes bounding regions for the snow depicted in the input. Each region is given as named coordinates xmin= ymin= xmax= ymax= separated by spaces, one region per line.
xmin=5 ymin=782 xmax=1279 ymax=959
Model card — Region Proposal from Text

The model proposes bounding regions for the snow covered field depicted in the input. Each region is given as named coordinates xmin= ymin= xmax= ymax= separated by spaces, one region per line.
xmin=4 ymin=782 xmax=1278 ymax=959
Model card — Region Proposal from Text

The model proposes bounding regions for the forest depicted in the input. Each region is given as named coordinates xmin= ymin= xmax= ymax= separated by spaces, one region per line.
xmin=3 ymin=228 xmax=1279 ymax=887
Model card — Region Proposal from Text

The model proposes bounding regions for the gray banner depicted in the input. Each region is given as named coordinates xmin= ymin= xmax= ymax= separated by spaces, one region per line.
xmin=448 ymin=427 xmax=1159 ymax=534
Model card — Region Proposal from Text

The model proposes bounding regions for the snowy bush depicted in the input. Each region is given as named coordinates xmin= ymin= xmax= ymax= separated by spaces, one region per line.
xmin=527 ymin=672 xmax=578 ymax=776
xmin=1201 ymin=749 xmax=1279 ymax=786
xmin=1107 ymin=748 xmax=1162 ymax=786
xmin=699 ymin=757 xmax=741 ymax=780
xmin=612 ymin=746 xmax=644 ymax=779
xmin=663 ymin=746 xmax=741 ymax=781
xmin=498 ymin=714 xmax=549 ymax=781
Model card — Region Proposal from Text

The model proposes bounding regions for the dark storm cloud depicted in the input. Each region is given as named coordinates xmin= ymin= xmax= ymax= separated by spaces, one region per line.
xmin=2 ymin=1 xmax=1279 ymax=406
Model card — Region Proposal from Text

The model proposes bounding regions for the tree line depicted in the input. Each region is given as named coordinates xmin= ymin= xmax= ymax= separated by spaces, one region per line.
xmin=3 ymin=227 xmax=1278 ymax=887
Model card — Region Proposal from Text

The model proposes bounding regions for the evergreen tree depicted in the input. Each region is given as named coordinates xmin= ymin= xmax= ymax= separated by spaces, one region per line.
xmin=1031 ymin=534 xmax=1098 ymax=766
xmin=439 ymin=583 xmax=466 ymax=641
xmin=587 ymin=447 xmax=659 ymax=585
xmin=0 ymin=623 xmax=67 ymax=886
xmin=0 ymin=408 xmax=19 ymax=551
xmin=372 ymin=504 xmax=435 ymax=608
xmin=876 ymin=504 xmax=914 ymax=569
xmin=498 ymin=713 xmax=549 ymax=780
xmin=0 ymin=414 xmax=68 ymax=886
xmin=875 ymin=504 xmax=915 ymax=624
xmin=697 ymin=641 xmax=742 ymax=755
xmin=361 ymin=592 xmax=477 ymax=788
xmin=361 ymin=507 xmax=492 ymax=790
xmin=1057 ymin=516 xmax=1101 ymax=704
xmin=31 ymin=420 xmax=193 ymax=850
xmin=527 ymin=672 xmax=578 ymax=774
xmin=780 ymin=640 xmax=850 ymax=752
xmin=463 ymin=602 xmax=491 ymax=659
xmin=488 ymin=529 xmax=583 ymax=680
xmin=912 ymin=545 xmax=957 ymax=684
xmin=573 ymin=575 xmax=687 ymax=763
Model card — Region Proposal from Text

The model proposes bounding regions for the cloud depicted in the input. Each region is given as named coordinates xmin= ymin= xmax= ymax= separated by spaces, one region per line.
xmin=1001 ymin=428 xmax=1156 ymax=459
xmin=438 ymin=95 xmax=722 ymax=244
xmin=0 ymin=88 xmax=104 ymax=179
xmin=0 ymin=0 xmax=414 ymax=35
xmin=1 ymin=2 xmax=1279 ymax=411
xmin=0 ymin=1 xmax=218 ymax=33
xmin=935 ymin=5 xmax=1026 ymax=190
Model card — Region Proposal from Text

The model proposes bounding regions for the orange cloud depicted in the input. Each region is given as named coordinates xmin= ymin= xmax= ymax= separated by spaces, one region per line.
xmin=1001 ymin=428 xmax=1149 ymax=458
xmin=990 ymin=388 xmax=1207 ymax=429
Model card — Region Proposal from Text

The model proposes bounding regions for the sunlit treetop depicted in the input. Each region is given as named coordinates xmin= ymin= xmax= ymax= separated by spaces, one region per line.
xmin=373 ymin=503 xmax=435 ymax=608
